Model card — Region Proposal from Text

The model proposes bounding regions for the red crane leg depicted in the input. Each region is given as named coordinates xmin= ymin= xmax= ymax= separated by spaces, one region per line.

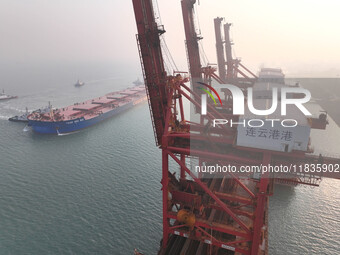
xmin=162 ymin=149 xmax=169 ymax=248
xmin=251 ymin=152 xmax=271 ymax=254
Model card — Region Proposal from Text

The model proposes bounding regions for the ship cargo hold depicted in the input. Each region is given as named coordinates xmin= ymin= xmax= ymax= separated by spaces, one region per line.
xmin=27 ymin=85 xmax=146 ymax=134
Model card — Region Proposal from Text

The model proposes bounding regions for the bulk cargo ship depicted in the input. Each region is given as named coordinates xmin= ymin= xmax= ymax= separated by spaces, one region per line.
xmin=27 ymin=84 xmax=146 ymax=134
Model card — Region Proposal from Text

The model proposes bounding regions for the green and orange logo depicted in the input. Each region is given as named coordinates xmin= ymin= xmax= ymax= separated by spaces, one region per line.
xmin=197 ymin=82 xmax=223 ymax=106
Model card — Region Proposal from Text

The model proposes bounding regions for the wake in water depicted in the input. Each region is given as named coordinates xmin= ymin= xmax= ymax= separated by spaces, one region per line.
xmin=0 ymin=115 xmax=10 ymax=120
xmin=328 ymin=94 xmax=340 ymax=102
xmin=1 ymin=105 xmax=29 ymax=112
xmin=23 ymin=125 xmax=31 ymax=132
xmin=57 ymin=130 xmax=80 ymax=136
xmin=85 ymin=77 xmax=118 ymax=84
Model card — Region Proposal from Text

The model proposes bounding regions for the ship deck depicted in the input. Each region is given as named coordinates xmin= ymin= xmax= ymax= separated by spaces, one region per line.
xmin=28 ymin=85 xmax=145 ymax=122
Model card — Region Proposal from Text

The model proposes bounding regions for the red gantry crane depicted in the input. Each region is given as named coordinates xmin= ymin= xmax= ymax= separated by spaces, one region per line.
xmin=214 ymin=17 xmax=257 ymax=86
xmin=132 ymin=0 xmax=340 ymax=254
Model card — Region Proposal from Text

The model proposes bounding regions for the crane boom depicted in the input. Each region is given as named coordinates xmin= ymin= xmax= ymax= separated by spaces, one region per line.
xmin=224 ymin=23 xmax=234 ymax=79
xmin=214 ymin=17 xmax=227 ymax=81
xmin=132 ymin=0 xmax=168 ymax=145
xmin=181 ymin=0 xmax=203 ymax=94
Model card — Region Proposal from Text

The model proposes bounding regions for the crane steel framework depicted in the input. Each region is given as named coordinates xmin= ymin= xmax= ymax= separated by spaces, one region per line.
xmin=214 ymin=17 xmax=227 ymax=82
xmin=132 ymin=0 xmax=339 ymax=254
xmin=214 ymin=17 xmax=257 ymax=87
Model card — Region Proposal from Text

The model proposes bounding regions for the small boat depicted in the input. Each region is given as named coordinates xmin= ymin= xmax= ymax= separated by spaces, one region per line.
xmin=74 ymin=80 xmax=85 ymax=87
xmin=9 ymin=107 xmax=30 ymax=122
xmin=9 ymin=106 xmax=50 ymax=123
xmin=0 ymin=89 xmax=17 ymax=101
xmin=133 ymin=78 xmax=143 ymax=86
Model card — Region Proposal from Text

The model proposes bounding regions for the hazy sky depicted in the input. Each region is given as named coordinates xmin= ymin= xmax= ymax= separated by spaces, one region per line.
xmin=1 ymin=0 xmax=339 ymax=77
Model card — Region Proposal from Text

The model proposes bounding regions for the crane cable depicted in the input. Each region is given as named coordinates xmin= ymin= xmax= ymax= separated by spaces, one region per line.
xmin=162 ymin=36 xmax=179 ymax=72
xmin=199 ymin=40 xmax=209 ymax=67
xmin=230 ymin=26 xmax=238 ymax=59
xmin=153 ymin=0 xmax=162 ymax=24
xmin=154 ymin=0 xmax=179 ymax=73
xmin=194 ymin=4 xmax=209 ymax=66
xmin=161 ymin=36 xmax=175 ymax=73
